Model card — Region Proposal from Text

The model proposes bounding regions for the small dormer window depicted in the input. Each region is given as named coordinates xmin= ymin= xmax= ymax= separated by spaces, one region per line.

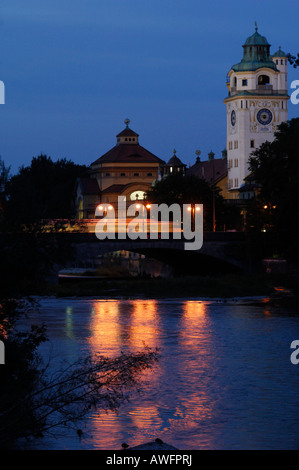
xmin=242 ymin=79 xmax=248 ymax=86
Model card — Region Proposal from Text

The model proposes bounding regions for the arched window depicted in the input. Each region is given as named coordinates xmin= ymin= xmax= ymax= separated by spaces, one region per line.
xmin=258 ymin=75 xmax=270 ymax=85
xmin=130 ymin=190 xmax=146 ymax=201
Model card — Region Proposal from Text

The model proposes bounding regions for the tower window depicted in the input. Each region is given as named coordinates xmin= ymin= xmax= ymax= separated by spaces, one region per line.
xmin=242 ymin=79 xmax=248 ymax=86
xmin=234 ymin=159 xmax=238 ymax=167
xmin=250 ymin=140 xmax=255 ymax=148
xmin=147 ymin=172 xmax=153 ymax=176
xmin=234 ymin=178 xmax=239 ymax=187
xmin=134 ymin=173 xmax=139 ymax=177
xmin=105 ymin=173 xmax=111 ymax=177
xmin=234 ymin=140 xmax=238 ymax=149
xmin=276 ymin=60 xmax=278 ymax=64
xmin=281 ymin=59 xmax=283 ymax=65
xmin=258 ymin=75 xmax=270 ymax=85
xmin=120 ymin=173 xmax=126 ymax=176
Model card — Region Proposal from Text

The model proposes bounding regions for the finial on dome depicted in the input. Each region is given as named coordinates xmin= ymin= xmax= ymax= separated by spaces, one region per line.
xmin=173 ymin=149 xmax=176 ymax=155
xmin=124 ymin=118 xmax=130 ymax=128
xmin=255 ymin=21 xmax=258 ymax=32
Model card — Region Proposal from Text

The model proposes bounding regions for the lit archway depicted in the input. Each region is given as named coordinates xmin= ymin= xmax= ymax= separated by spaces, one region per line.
xmin=130 ymin=190 xmax=146 ymax=201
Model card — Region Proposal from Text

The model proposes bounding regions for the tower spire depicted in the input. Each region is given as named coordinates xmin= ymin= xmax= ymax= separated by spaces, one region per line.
xmin=255 ymin=21 xmax=258 ymax=32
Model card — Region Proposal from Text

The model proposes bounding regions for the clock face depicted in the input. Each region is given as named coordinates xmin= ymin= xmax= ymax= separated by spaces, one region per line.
xmin=257 ymin=108 xmax=273 ymax=125
xmin=231 ymin=110 xmax=236 ymax=126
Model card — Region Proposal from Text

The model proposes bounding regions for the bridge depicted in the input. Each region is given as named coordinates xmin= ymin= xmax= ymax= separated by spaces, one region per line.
xmin=53 ymin=231 xmax=257 ymax=275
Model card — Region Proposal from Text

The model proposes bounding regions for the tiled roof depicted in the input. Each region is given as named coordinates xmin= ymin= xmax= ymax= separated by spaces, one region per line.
xmin=166 ymin=155 xmax=186 ymax=167
xmin=101 ymin=184 xmax=128 ymax=194
xmin=187 ymin=158 xmax=227 ymax=183
xmin=116 ymin=128 xmax=139 ymax=138
xmin=91 ymin=144 xmax=165 ymax=165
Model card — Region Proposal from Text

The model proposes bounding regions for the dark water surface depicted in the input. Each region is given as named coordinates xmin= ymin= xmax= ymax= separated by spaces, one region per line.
xmin=21 ymin=296 xmax=299 ymax=450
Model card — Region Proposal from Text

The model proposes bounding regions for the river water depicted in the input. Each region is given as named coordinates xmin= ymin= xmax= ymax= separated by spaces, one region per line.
xmin=21 ymin=296 xmax=299 ymax=450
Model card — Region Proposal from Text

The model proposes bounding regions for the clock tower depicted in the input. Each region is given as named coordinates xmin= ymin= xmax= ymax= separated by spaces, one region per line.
xmin=224 ymin=26 xmax=289 ymax=197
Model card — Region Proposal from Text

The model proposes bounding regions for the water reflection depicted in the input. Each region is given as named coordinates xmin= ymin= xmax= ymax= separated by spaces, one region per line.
xmin=85 ymin=299 xmax=220 ymax=449
xmin=22 ymin=297 xmax=299 ymax=449
xmin=88 ymin=300 xmax=121 ymax=355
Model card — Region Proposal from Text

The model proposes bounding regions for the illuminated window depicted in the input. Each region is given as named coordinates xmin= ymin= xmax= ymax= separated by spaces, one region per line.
xmin=130 ymin=190 xmax=146 ymax=201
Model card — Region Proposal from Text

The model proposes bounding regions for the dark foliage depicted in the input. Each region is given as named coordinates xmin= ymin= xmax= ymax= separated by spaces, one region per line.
xmin=287 ymin=52 xmax=299 ymax=68
xmin=248 ymin=118 xmax=299 ymax=259
xmin=145 ymin=172 xmax=239 ymax=231
xmin=5 ymin=154 xmax=88 ymax=226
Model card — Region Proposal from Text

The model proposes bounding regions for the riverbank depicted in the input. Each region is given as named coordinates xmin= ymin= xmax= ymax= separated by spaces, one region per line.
xmin=34 ymin=272 xmax=299 ymax=300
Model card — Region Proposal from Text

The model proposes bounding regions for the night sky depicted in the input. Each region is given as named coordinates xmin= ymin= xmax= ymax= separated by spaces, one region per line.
xmin=1 ymin=0 xmax=298 ymax=173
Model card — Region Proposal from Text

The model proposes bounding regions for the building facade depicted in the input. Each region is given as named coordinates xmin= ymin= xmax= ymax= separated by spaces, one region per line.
xmin=75 ymin=121 xmax=165 ymax=218
xmin=224 ymin=26 xmax=289 ymax=198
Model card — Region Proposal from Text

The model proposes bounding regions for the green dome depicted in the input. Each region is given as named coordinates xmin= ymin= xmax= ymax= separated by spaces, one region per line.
xmin=272 ymin=46 xmax=287 ymax=57
xmin=231 ymin=27 xmax=278 ymax=72
xmin=244 ymin=31 xmax=270 ymax=46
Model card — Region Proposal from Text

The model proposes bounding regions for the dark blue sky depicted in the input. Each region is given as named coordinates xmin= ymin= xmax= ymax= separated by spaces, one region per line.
xmin=1 ymin=0 xmax=298 ymax=173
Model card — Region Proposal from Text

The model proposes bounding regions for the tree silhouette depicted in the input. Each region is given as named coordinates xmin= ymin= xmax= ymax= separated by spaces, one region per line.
xmin=287 ymin=53 xmax=299 ymax=68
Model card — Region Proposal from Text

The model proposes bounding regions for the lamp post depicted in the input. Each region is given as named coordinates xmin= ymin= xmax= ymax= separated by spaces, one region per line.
xmin=263 ymin=203 xmax=277 ymax=231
